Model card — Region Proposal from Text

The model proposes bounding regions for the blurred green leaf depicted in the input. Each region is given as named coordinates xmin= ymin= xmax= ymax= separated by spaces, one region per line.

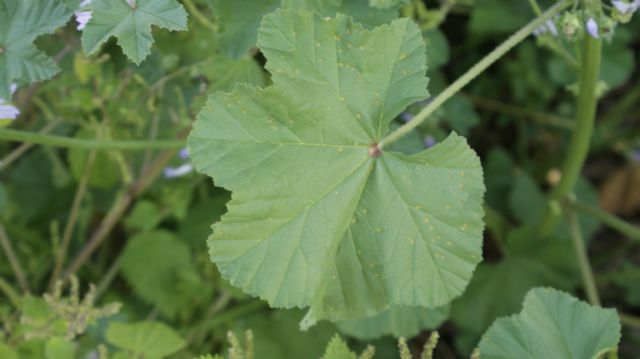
xmin=479 ymin=288 xmax=621 ymax=358
xmin=120 ymin=231 xmax=202 ymax=318
xmin=337 ymin=305 xmax=449 ymax=340
xmin=106 ymin=321 xmax=185 ymax=358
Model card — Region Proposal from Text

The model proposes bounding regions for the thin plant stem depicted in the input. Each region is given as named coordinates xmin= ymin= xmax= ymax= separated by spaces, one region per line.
xmin=49 ymin=149 xmax=98 ymax=290
xmin=0 ymin=225 xmax=29 ymax=293
xmin=62 ymin=146 xmax=179 ymax=278
xmin=1 ymin=119 xmax=62 ymax=169
xmin=540 ymin=27 xmax=602 ymax=236
xmin=565 ymin=198 xmax=640 ymax=242
xmin=466 ymin=94 xmax=574 ymax=130
xmin=566 ymin=209 xmax=600 ymax=306
xmin=380 ymin=0 xmax=570 ymax=149
xmin=0 ymin=128 xmax=184 ymax=150
xmin=95 ymin=255 xmax=123 ymax=300
xmin=183 ymin=0 xmax=218 ymax=32
xmin=619 ymin=312 xmax=640 ymax=329
xmin=0 ymin=275 xmax=21 ymax=307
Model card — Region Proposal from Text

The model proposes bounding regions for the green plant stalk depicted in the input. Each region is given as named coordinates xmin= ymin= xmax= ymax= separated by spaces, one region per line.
xmin=566 ymin=199 xmax=640 ymax=242
xmin=49 ymin=149 xmax=97 ymax=290
xmin=0 ymin=275 xmax=21 ymax=307
xmin=0 ymin=225 xmax=29 ymax=293
xmin=62 ymin=147 xmax=179 ymax=278
xmin=380 ymin=0 xmax=569 ymax=148
xmin=182 ymin=0 xmax=218 ymax=32
xmin=466 ymin=94 xmax=574 ymax=130
xmin=1 ymin=119 xmax=62 ymax=169
xmin=567 ymin=209 xmax=600 ymax=306
xmin=540 ymin=33 xmax=602 ymax=236
xmin=0 ymin=128 xmax=185 ymax=150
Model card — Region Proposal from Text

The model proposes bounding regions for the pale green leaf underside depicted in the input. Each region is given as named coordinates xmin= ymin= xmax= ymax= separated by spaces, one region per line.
xmin=337 ymin=304 xmax=449 ymax=339
xmin=479 ymin=288 xmax=622 ymax=359
xmin=106 ymin=321 xmax=185 ymax=358
xmin=81 ymin=0 xmax=187 ymax=64
xmin=188 ymin=10 xmax=485 ymax=323
xmin=0 ymin=0 xmax=72 ymax=99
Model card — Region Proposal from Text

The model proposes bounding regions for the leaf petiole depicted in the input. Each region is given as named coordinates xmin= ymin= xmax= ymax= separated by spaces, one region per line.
xmin=379 ymin=0 xmax=571 ymax=149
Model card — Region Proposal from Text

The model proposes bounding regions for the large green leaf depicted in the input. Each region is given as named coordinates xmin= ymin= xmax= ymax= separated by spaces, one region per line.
xmin=0 ymin=0 xmax=72 ymax=99
xmin=479 ymin=288 xmax=621 ymax=359
xmin=81 ymin=0 xmax=187 ymax=64
xmin=189 ymin=10 xmax=485 ymax=324
xmin=337 ymin=305 xmax=448 ymax=339
xmin=106 ymin=321 xmax=185 ymax=359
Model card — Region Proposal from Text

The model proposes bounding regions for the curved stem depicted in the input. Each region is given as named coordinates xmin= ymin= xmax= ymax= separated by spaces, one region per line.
xmin=567 ymin=209 xmax=600 ymax=306
xmin=566 ymin=198 xmax=640 ymax=242
xmin=0 ymin=225 xmax=29 ymax=293
xmin=0 ymin=276 xmax=21 ymax=308
xmin=0 ymin=128 xmax=185 ymax=150
xmin=540 ymin=30 xmax=602 ymax=236
xmin=380 ymin=0 xmax=570 ymax=148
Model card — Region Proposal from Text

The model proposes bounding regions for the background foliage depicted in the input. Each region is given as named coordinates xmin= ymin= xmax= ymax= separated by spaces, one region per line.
xmin=0 ymin=0 xmax=639 ymax=358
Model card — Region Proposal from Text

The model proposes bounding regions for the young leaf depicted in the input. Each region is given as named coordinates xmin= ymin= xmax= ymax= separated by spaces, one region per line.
xmin=0 ymin=0 xmax=72 ymax=99
xmin=189 ymin=10 xmax=485 ymax=324
xmin=337 ymin=305 xmax=449 ymax=340
xmin=106 ymin=321 xmax=185 ymax=359
xmin=81 ymin=0 xmax=187 ymax=65
xmin=323 ymin=335 xmax=358 ymax=359
xmin=479 ymin=288 xmax=622 ymax=359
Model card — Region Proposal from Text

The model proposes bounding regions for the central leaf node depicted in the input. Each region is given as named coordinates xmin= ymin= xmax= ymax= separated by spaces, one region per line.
xmin=368 ymin=143 xmax=382 ymax=158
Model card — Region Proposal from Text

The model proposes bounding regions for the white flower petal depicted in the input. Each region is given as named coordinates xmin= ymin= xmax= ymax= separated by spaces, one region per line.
xmin=164 ymin=163 xmax=194 ymax=178
xmin=0 ymin=104 xmax=20 ymax=120
xmin=586 ymin=18 xmax=599 ymax=38
xmin=75 ymin=10 xmax=92 ymax=31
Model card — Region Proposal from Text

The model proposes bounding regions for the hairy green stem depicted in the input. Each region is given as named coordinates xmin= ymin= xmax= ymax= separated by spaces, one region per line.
xmin=0 ymin=128 xmax=184 ymax=150
xmin=566 ymin=198 xmax=640 ymax=242
xmin=567 ymin=209 xmax=600 ymax=306
xmin=540 ymin=31 xmax=602 ymax=236
xmin=1 ymin=120 xmax=63 ymax=170
xmin=380 ymin=0 xmax=569 ymax=148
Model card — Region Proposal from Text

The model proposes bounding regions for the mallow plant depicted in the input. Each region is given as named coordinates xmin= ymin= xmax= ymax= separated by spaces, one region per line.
xmin=0 ymin=0 xmax=639 ymax=358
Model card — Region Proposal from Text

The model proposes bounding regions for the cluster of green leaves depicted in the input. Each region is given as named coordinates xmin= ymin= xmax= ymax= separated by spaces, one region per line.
xmin=1 ymin=0 xmax=640 ymax=358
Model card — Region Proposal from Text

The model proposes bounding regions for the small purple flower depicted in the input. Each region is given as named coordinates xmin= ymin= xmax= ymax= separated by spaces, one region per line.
xmin=0 ymin=84 xmax=19 ymax=120
xmin=399 ymin=112 xmax=414 ymax=122
xmin=424 ymin=135 xmax=436 ymax=148
xmin=586 ymin=18 xmax=599 ymax=38
xmin=164 ymin=163 xmax=194 ymax=179
xmin=613 ymin=0 xmax=640 ymax=14
xmin=533 ymin=19 xmax=558 ymax=37
xmin=0 ymin=105 xmax=20 ymax=120
xmin=178 ymin=147 xmax=189 ymax=160
xmin=75 ymin=0 xmax=93 ymax=31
